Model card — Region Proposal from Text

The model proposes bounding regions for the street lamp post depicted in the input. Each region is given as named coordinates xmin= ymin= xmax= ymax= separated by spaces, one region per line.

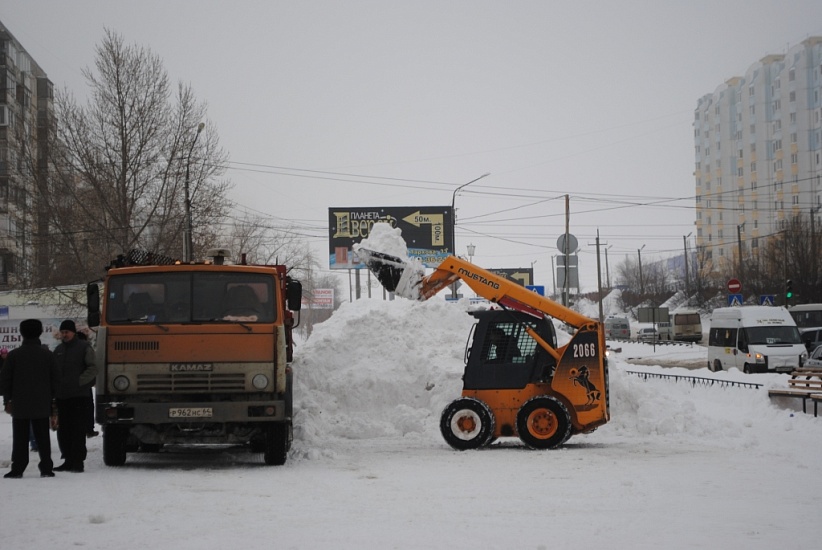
xmin=184 ymin=122 xmax=205 ymax=262
xmin=467 ymin=243 xmax=476 ymax=263
xmin=450 ymin=173 xmax=489 ymax=298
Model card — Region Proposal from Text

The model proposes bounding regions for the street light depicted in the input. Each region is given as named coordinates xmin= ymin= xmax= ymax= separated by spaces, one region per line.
xmin=450 ymin=173 xmax=490 ymax=254
xmin=184 ymin=122 xmax=205 ymax=262
xmin=466 ymin=243 xmax=476 ymax=263
xmin=450 ymin=173 xmax=489 ymax=298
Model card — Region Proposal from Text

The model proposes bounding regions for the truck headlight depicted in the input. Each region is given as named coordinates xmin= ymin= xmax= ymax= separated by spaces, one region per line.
xmin=754 ymin=353 xmax=765 ymax=363
xmin=252 ymin=374 xmax=269 ymax=389
xmin=113 ymin=376 xmax=130 ymax=391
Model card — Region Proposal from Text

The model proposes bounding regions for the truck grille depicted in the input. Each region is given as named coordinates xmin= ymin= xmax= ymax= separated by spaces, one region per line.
xmin=136 ymin=373 xmax=246 ymax=392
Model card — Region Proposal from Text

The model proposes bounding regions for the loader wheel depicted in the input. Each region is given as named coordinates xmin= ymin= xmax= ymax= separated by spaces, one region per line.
xmin=440 ymin=398 xmax=495 ymax=451
xmin=516 ymin=396 xmax=571 ymax=450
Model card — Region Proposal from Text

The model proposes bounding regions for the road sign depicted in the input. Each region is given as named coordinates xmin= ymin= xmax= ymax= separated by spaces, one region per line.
xmin=759 ymin=295 xmax=775 ymax=306
xmin=526 ymin=285 xmax=545 ymax=296
xmin=728 ymin=294 xmax=743 ymax=306
xmin=727 ymin=278 xmax=742 ymax=293
xmin=556 ymin=233 xmax=578 ymax=253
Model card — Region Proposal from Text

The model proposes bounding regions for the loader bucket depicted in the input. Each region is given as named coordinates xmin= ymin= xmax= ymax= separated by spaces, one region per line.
xmin=356 ymin=248 xmax=408 ymax=293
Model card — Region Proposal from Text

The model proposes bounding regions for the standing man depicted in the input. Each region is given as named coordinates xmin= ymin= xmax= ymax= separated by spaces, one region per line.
xmin=54 ymin=320 xmax=97 ymax=473
xmin=0 ymin=319 xmax=58 ymax=478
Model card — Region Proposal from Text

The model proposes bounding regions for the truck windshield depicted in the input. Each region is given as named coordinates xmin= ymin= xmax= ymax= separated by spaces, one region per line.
xmin=743 ymin=326 xmax=801 ymax=345
xmin=105 ymin=272 xmax=276 ymax=324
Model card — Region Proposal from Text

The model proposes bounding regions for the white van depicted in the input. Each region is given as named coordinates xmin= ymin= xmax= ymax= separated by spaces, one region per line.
xmin=604 ymin=316 xmax=630 ymax=340
xmin=707 ymin=306 xmax=807 ymax=373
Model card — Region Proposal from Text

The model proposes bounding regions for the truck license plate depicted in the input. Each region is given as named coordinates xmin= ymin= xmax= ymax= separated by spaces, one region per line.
xmin=169 ymin=407 xmax=213 ymax=418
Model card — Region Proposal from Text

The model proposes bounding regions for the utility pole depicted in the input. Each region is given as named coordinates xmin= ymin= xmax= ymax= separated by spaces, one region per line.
xmin=564 ymin=194 xmax=570 ymax=307
xmin=737 ymin=223 xmax=745 ymax=282
xmin=683 ymin=232 xmax=692 ymax=305
xmin=638 ymin=244 xmax=646 ymax=295
xmin=595 ymin=230 xmax=603 ymax=322
xmin=605 ymin=245 xmax=612 ymax=289
xmin=183 ymin=122 xmax=205 ymax=262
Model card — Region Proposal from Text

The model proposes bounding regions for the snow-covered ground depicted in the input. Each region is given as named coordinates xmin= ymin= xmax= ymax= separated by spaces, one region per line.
xmin=2 ymin=297 xmax=820 ymax=549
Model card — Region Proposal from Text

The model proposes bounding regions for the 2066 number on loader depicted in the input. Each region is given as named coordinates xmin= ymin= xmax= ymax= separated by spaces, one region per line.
xmin=358 ymin=250 xmax=610 ymax=450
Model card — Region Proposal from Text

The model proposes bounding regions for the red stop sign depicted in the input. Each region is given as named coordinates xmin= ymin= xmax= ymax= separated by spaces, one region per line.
xmin=727 ymin=278 xmax=742 ymax=293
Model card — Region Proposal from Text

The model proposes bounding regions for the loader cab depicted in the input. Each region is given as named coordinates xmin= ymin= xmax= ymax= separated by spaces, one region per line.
xmin=464 ymin=310 xmax=558 ymax=390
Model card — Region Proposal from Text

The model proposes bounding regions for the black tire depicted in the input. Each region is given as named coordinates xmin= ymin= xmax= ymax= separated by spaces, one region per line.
xmin=743 ymin=363 xmax=751 ymax=374
xmin=516 ymin=396 xmax=571 ymax=450
xmin=103 ymin=426 xmax=128 ymax=466
xmin=440 ymin=398 xmax=495 ymax=451
xmin=263 ymin=423 xmax=289 ymax=465
xmin=713 ymin=359 xmax=723 ymax=372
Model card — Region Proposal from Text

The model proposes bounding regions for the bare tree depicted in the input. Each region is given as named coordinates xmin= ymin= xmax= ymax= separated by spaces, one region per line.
xmin=35 ymin=29 xmax=230 ymax=286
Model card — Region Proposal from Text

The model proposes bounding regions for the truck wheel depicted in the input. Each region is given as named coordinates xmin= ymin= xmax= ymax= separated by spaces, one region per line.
xmin=743 ymin=363 xmax=751 ymax=374
xmin=516 ymin=396 xmax=571 ymax=449
xmin=103 ymin=426 xmax=128 ymax=466
xmin=263 ymin=423 xmax=289 ymax=466
xmin=712 ymin=360 xmax=723 ymax=372
xmin=440 ymin=398 xmax=495 ymax=451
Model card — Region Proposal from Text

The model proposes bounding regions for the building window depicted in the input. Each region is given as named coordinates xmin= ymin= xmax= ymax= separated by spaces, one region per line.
xmin=751 ymin=162 xmax=756 ymax=173
xmin=791 ymin=153 xmax=798 ymax=165
xmin=792 ymin=195 xmax=799 ymax=205
xmin=789 ymin=67 xmax=796 ymax=81
xmin=737 ymin=167 xmax=744 ymax=177
xmin=790 ymin=91 xmax=796 ymax=103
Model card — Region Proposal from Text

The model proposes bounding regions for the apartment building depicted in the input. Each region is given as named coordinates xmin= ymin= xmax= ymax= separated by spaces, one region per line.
xmin=694 ymin=37 xmax=822 ymax=272
xmin=0 ymin=20 xmax=54 ymax=287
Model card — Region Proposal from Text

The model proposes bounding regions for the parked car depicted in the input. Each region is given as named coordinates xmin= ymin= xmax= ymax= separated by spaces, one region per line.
xmin=637 ymin=327 xmax=659 ymax=343
xmin=804 ymin=345 xmax=822 ymax=368
xmin=799 ymin=327 xmax=822 ymax=353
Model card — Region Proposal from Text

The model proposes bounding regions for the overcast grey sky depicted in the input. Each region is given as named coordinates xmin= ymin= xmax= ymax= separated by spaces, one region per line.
xmin=4 ymin=1 xmax=822 ymax=291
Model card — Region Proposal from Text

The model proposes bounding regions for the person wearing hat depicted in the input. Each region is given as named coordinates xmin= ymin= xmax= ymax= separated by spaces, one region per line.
xmin=53 ymin=319 xmax=97 ymax=473
xmin=0 ymin=319 xmax=58 ymax=478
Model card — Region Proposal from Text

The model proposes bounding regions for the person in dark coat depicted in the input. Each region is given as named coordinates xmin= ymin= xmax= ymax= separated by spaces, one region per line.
xmin=53 ymin=320 xmax=97 ymax=473
xmin=0 ymin=319 xmax=58 ymax=478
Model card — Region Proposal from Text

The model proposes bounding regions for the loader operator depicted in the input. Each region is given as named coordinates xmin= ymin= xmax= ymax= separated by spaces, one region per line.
xmin=488 ymin=327 xmax=520 ymax=363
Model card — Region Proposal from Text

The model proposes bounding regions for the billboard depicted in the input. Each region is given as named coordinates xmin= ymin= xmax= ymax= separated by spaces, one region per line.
xmin=301 ymin=289 xmax=335 ymax=310
xmin=328 ymin=206 xmax=453 ymax=269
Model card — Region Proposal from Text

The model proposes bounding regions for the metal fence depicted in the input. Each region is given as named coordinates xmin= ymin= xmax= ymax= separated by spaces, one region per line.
xmin=625 ymin=370 xmax=762 ymax=389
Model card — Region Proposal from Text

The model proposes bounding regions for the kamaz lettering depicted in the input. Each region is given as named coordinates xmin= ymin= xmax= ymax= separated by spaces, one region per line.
xmin=170 ymin=363 xmax=214 ymax=372
xmin=457 ymin=267 xmax=500 ymax=289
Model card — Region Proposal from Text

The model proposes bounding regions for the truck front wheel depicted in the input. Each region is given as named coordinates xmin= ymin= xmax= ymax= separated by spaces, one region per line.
xmin=263 ymin=423 xmax=289 ymax=465
xmin=103 ymin=426 xmax=128 ymax=466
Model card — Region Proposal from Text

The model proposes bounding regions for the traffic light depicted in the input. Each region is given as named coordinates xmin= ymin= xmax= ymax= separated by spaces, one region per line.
xmin=786 ymin=279 xmax=793 ymax=300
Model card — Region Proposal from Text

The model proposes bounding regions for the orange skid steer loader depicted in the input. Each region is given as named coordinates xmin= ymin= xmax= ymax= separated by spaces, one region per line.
xmin=358 ymin=250 xmax=610 ymax=450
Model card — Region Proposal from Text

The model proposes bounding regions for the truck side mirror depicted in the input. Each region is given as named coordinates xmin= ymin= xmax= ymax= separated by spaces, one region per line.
xmin=87 ymin=282 xmax=101 ymax=328
xmin=286 ymin=279 xmax=302 ymax=311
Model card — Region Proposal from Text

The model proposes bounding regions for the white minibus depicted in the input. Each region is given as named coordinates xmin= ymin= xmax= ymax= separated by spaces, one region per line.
xmin=672 ymin=310 xmax=703 ymax=342
xmin=707 ymin=306 xmax=807 ymax=373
